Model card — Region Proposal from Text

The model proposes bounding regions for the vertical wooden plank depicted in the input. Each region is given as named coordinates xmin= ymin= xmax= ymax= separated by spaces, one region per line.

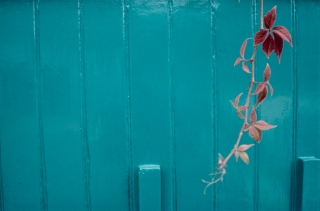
xmin=139 ymin=165 xmax=161 ymax=211
xmin=171 ymin=0 xmax=213 ymax=210
xmin=257 ymin=1 xmax=294 ymax=210
xmin=296 ymin=157 xmax=320 ymax=211
xmin=295 ymin=0 xmax=320 ymax=158
xmin=38 ymin=1 xmax=86 ymax=210
xmin=214 ymin=1 xmax=255 ymax=210
xmin=82 ymin=0 xmax=129 ymax=210
xmin=0 ymin=1 xmax=42 ymax=210
xmin=128 ymin=0 xmax=172 ymax=210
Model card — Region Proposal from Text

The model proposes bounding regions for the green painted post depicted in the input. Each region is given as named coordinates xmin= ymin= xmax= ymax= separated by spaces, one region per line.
xmin=139 ymin=165 xmax=161 ymax=211
xmin=296 ymin=157 xmax=320 ymax=211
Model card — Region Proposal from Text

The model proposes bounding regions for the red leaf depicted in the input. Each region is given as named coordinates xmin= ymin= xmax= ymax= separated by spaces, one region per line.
xmin=250 ymin=108 xmax=257 ymax=124
xmin=257 ymin=86 xmax=268 ymax=105
xmin=238 ymin=106 xmax=247 ymax=111
xmin=267 ymin=82 xmax=274 ymax=96
xmin=242 ymin=62 xmax=250 ymax=73
xmin=264 ymin=6 xmax=277 ymax=29
xmin=253 ymin=120 xmax=277 ymax=130
xmin=243 ymin=124 xmax=251 ymax=131
xmin=237 ymin=111 xmax=245 ymax=119
xmin=234 ymin=57 xmax=243 ymax=66
xmin=239 ymin=151 xmax=249 ymax=164
xmin=238 ymin=144 xmax=254 ymax=152
xmin=234 ymin=93 xmax=243 ymax=108
xmin=273 ymin=26 xmax=292 ymax=46
xmin=274 ymin=32 xmax=284 ymax=63
xmin=254 ymin=29 xmax=268 ymax=46
xmin=253 ymin=83 xmax=266 ymax=95
xmin=262 ymin=34 xmax=274 ymax=58
xmin=240 ymin=39 xmax=248 ymax=58
xmin=264 ymin=63 xmax=271 ymax=82
xmin=249 ymin=126 xmax=262 ymax=143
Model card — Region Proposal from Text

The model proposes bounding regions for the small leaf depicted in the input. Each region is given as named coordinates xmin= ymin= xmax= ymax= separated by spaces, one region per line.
xmin=253 ymin=83 xmax=266 ymax=95
xmin=234 ymin=150 xmax=239 ymax=162
xmin=239 ymin=151 xmax=249 ymax=164
xmin=254 ymin=29 xmax=268 ymax=46
xmin=243 ymin=124 xmax=251 ymax=131
xmin=238 ymin=144 xmax=254 ymax=152
xmin=264 ymin=63 xmax=271 ymax=82
xmin=262 ymin=34 xmax=275 ymax=58
xmin=249 ymin=126 xmax=262 ymax=143
xmin=234 ymin=57 xmax=243 ymax=66
xmin=234 ymin=93 xmax=243 ymax=108
xmin=237 ymin=111 xmax=245 ymax=119
xmin=264 ymin=6 xmax=277 ymax=29
xmin=253 ymin=120 xmax=277 ymax=130
xmin=257 ymin=86 xmax=268 ymax=105
xmin=274 ymin=32 xmax=284 ymax=63
xmin=267 ymin=82 xmax=274 ymax=96
xmin=238 ymin=106 xmax=247 ymax=111
xmin=250 ymin=108 xmax=257 ymax=124
xmin=240 ymin=39 xmax=248 ymax=58
xmin=242 ymin=62 xmax=250 ymax=73
xmin=273 ymin=26 xmax=292 ymax=46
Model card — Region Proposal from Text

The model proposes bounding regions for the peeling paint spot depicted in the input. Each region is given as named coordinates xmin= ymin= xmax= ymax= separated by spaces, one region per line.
xmin=212 ymin=1 xmax=220 ymax=10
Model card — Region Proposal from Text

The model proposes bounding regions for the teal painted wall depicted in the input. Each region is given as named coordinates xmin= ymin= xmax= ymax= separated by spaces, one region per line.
xmin=0 ymin=0 xmax=319 ymax=210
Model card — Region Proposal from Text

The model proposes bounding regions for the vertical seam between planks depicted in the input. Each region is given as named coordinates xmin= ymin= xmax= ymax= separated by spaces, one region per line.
xmin=78 ymin=1 xmax=92 ymax=210
xmin=252 ymin=1 xmax=259 ymax=211
xmin=123 ymin=0 xmax=134 ymax=210
xmin=167 ymin=1 xmax=177 ymax=210
xmin=290 ymin=0 xmax=297 ymax=210
xmin=210 ymin=0 xmax=218 ymax=209
xmin=33 ymin=1 xmax=48 ymax=210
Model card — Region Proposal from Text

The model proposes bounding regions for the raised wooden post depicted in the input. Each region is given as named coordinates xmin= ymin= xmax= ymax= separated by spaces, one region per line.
xmin=139 ymin=165 xmax=161 ymax=211
xmin=296 ymin=157 xmax=320 ymax=211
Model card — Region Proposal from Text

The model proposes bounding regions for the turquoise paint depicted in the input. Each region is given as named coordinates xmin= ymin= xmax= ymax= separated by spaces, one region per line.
xmin=139 ymin=165 xmax=161 ymax=211
xmin=0 ymin=0 xmax=319 ymax=211
xmin=296 ymin=157 xmax=320 ymax=211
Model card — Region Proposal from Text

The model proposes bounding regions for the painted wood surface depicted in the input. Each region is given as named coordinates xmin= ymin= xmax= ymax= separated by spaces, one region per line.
xmin=0 ymin=0 xmax=319 ymax=211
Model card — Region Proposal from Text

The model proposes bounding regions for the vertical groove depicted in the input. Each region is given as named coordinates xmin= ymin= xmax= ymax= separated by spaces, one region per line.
xmin=33 ymin=1 xmax=48 ymax=210
xmin=78 ymin=1 xmax=91 ymax=210
xmin=167 ymin=1 xmax=177 ymax=210
xmin=290 ymin=0 xmax=297 ymax=210
xmin=252 ymin=1 xmax=259 ymax=211
xmin=123 ymin=0 xmax=133 ymax=210
xmin=210 ymin=0 xmax=218 ymax=210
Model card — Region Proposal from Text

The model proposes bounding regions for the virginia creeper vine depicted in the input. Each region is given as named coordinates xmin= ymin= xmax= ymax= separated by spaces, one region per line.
xmin=203 ymin=0 xmax=292 ymax=194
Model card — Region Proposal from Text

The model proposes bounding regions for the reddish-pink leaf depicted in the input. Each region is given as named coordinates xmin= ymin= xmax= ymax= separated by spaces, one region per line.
xmin=254 ymin=29 xmax=268 ymax=46
xmin=274 ymin=32 xmax=284 ymax=63
xmin=264 ymin=6 xmax=277 ymax=29
xmin=234 ymin=57 xmax=243 ymax=66
xmin=264 ymin=63 xmax=271 ymax=82
xmin=234 ymin=93 xmax=243 ymax=108
xmin=238 ymin=144 xmax=254 ymax=152
xmin=249 ymin=126 xmax=262 ymax=143
xmin=239 ymin=151 xmax=249 ymax=164
xmin=262 ymin=34 xmax=275 ymax=58
xmin=267 ymin=82 xmax=274 ymax=96
xmin=238 ymin=106 xmax=247 ymax=111
xmin=250 ymin=108 xmax=257 ymax=124
xmin=253 ymin=83 xmax=266 ymax=95
xmin=242 ymin=62 xmax=250 ymax=73
xmin=243 ymin=124 xmax=251 ymax=131
xmin=253 ymin=120 xmax=277 ymax=130
xmin=273 ymin=26 xmax=292 ymax=46
xmin=240 ymin=39 xmax=248 ymax=58
xmin=237 ymin=111 xmax=245 ymax=119
xmin=257 ymin=86 xmax=268 ymax=105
